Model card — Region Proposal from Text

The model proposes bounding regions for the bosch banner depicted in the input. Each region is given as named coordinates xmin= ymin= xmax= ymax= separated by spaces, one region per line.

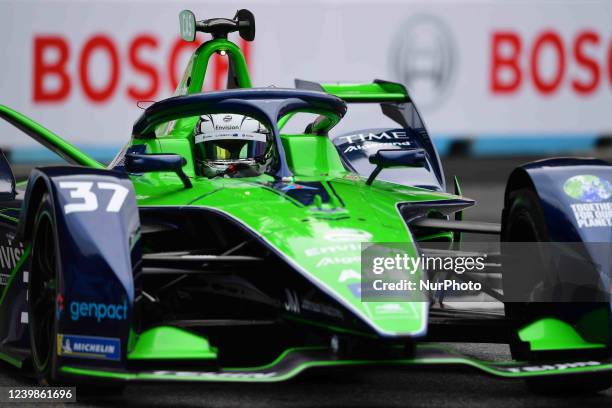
xmin=1 ymin=0 xmax=611 ymax=155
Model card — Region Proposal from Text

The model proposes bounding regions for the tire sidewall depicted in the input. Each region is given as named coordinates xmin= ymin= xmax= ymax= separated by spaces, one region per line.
xmin=27 ymin=193 xmax=60 ymax=384
xmin=503 ymin=188 xmax=611 ymax=393
xmin=502 ymin=188 xmax=551 ymax=360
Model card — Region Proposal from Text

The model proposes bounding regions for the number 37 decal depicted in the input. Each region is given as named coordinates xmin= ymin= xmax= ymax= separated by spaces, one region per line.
xmin=58 ymin=181 xmax=129 ymax=214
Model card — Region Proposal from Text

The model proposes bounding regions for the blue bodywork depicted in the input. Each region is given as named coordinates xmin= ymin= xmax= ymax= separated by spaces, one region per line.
xmin=506 ymin=157 xmax=611 ymax=242
xmin=504 ymin=157 xmax=612 ymax=348
xmin=15 ymin=167 xmax=140 ymax=369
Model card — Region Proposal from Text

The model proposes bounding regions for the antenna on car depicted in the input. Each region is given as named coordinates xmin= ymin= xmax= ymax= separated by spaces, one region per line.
xmin=179 ymin=9 xmax=255 ymax=42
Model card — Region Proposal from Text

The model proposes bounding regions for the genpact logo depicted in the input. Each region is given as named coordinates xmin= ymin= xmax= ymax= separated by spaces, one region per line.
xmin=69 ymin=301 xmax=128 ymax=322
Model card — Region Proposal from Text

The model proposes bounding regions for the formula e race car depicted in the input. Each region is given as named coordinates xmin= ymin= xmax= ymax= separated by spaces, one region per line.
xmin=0 ymin=9 xmax=610 ymax=394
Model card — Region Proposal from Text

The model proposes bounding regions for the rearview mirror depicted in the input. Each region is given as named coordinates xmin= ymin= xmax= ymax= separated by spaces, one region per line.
xmin=125 ymin=153 xmax=192 ymax=188
xmin=366 ymin=149 xmax=426 ymax=186
xmin=179 ymin=10 xmax=197 ymax=42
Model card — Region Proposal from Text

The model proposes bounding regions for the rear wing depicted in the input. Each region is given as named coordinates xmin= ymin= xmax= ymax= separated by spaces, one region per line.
xmin=294 ymin=79 xmax=418 ymax=130
xmin=295 ymin=79 xmax=409 ymax=104
xmin=295 ymin=79 xmax=446 ymax=191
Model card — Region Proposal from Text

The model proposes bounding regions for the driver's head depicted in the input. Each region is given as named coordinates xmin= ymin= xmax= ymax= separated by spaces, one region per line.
xmin=193 ymin=113 xmax=274 ymax=178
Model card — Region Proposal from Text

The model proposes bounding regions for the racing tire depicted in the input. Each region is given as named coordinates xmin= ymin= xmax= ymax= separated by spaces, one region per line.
xmin=503 ymin=188 xmax=612 ymax=394
xmin=28 ymin=194 xmax=59 ymax=385
xmin=502 ymin=188 xmax=549 ymax=360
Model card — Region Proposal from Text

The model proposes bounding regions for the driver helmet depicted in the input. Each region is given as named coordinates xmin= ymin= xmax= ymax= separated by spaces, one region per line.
xmin=193 ymin=113 xmax=273 ymax=178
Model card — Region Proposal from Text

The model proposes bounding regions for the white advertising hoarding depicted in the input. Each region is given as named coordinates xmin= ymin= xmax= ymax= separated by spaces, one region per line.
xmin=0 ymin=0 xmax=611 ymax=154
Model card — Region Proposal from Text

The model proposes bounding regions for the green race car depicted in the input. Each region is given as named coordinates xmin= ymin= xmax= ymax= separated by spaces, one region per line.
xmin=0 ymin=9 xmax=610 ymax=394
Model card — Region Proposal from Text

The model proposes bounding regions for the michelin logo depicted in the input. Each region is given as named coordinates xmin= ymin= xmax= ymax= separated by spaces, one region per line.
xmin=57 ymin=334 xmax=121 ymax=361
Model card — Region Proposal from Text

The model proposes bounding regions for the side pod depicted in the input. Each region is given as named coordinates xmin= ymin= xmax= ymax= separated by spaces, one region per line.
xmin=19 ymin=166 xmax=141 ymax=369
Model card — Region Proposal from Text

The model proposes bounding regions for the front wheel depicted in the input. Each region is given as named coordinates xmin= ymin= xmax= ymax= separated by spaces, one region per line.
xmin=28 ymin=194 xmax=58 ymax=384
xmin=503 ymin=188 xmax=612 ymax=394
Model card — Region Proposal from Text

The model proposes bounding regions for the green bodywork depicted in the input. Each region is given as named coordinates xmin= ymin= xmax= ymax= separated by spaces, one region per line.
xmin=128 ymin=326 xmax=217 ymax=360
xmin=130 ymin=166 xmax=457 ymax=336
xmin=318 ymin=82 xmax=409 ymax=103
xmin=518 ymin=318 xmax=606 ymax=352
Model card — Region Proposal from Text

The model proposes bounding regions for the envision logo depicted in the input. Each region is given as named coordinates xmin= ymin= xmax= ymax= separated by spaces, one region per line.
xmin=390 ymin=14 xmax=456 ymax=110
xmin=284 ymin=289 xmax=300 ymax=313
xmin=324 ymin=229 xmax=373 ymax=242
xmin=69 ymin=301 xmax=127 ymax=322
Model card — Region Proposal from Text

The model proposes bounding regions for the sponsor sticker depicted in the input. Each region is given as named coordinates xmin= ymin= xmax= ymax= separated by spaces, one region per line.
xmin=337 ymin=131 xmax=413 ymax=154
xmin=69 ymin=300 xmax=128 ymax=322
xmin=0 ymin=234 xmax=25 ymax=286
xmin=324 ymin=229 xmax=372 ymax=242
xmin=279 ymin=183 xmax=318 ymax=193
xmin=56 ymin=294 xmax=64 ymax=320
xmin=57 ymin=334 xmax=121 ymax=361
xmin=305 ymin=243 xmax=360 ymax=257
xmin=284 ymin=289 xmax=300 ymax=313
xmin=563 ymin=175 xmax=612 ymax=228
xmin=0 ymin=237 xmax=25 ymax=276
xmin=194 ymin=132 xmax=267 ymax=144
xmin=569 ymin=202 xmax=612 ymax=228
xmin=338 ymin=131 xmax=409 ymax=145
xmin=283 ymin=289 xmax=342 ymax=318
xmin=563 ymin=175 xmax=612 ymax=203
xmin=374 ymin=303 xmax=406 ymax=314
xmin=503 ymin=361 xmax=601 ymax=373
xmin=316 ymin=256 xmax=361 ymax=268
xmin=338 ymin=269 xmax=360 ymax=282
xmin=301 ymin=299 xmax=343 ymax=319
xmin=343 ymin=141 xmax=412 ymax=154
xmin=151 ymin=370 xmax=277 ymax=379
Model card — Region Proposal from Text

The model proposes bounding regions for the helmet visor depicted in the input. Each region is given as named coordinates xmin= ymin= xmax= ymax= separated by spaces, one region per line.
xmin=196 ymin=132 xmax=268 ymax=161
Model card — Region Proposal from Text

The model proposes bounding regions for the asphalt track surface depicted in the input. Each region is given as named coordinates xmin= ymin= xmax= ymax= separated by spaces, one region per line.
xmin=4 ymin=154 xmax=612 ymax=407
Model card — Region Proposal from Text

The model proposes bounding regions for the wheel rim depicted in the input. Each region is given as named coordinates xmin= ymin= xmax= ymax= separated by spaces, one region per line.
xmin=29 ymin=211 xmax=56 ymax=371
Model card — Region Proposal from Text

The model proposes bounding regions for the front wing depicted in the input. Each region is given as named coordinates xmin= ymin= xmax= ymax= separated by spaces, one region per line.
xmin=59 ymin=344 xmax=612 ymax=383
